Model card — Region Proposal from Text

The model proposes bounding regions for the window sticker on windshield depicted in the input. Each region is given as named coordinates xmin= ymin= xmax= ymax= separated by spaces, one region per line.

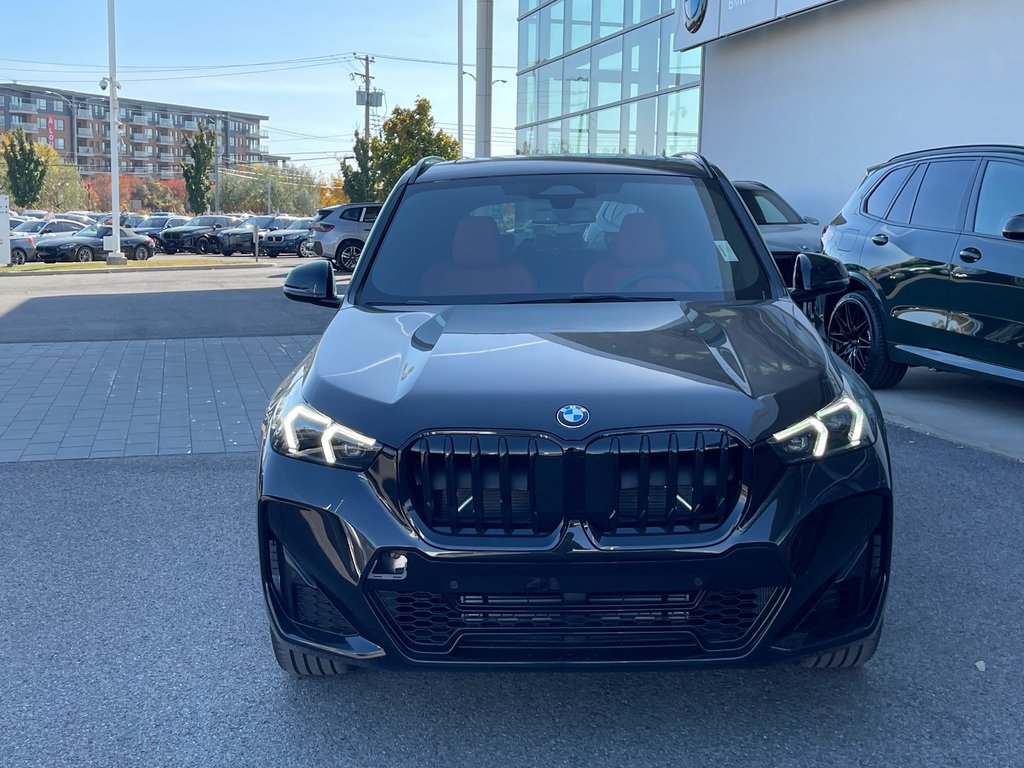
xmin=715 ymin=240 xmax=739 ymax=262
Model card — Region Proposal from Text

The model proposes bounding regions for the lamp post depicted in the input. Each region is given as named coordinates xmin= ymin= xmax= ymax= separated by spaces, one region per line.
xmin=102 ymin=0 xmax=124 ymax=265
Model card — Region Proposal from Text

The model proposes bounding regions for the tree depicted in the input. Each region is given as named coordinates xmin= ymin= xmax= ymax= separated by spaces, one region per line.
xmin=132 ymin=176 xmax=176 ymax=211
xmin=342 ymin=98 xmax=460 ymax=202
xmin=181 ymin=126 xmax=215 ymax=213
xmin=218 ymin=164 xmax=321 ymax=216
xmin=319 ymin=172 xmax=349 ymax=207
xmin=34 ymin=144 xmax=89 ymax=211
xmin=1 ymin=128 xmax=48 ymax=208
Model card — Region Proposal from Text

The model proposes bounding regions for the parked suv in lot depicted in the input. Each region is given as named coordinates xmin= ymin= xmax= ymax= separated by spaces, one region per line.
xmin=308 ymin=202 xmax=382 ymax=272
xmin=261 ymin=155 xmax=891 ymax=677
xmin=823 ymin=145 xmax=1024 ymax=389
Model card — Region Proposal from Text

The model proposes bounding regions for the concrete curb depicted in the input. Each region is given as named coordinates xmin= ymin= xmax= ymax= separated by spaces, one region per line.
xmin=0 ymin=262 xmax=277 ymax=277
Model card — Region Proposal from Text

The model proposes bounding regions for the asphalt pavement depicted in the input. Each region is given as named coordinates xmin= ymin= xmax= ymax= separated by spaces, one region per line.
xmin=2 ymin=428 xmax=1022 ymax=767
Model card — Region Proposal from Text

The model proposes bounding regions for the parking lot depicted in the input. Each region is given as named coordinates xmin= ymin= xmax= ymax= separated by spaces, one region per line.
xmin=2 ymin=266 xmax=1023 ymax=767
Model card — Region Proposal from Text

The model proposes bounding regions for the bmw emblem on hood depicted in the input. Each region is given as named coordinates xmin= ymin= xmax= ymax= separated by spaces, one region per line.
xmin=557 ymin=404 xmax=590 ymax=429
xmin=683 ymin=0 xmax=708 ymax=33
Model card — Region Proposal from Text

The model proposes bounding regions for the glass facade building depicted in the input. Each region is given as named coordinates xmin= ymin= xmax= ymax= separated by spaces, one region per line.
xmin=516 ymin=0 xmax=700 ymax=156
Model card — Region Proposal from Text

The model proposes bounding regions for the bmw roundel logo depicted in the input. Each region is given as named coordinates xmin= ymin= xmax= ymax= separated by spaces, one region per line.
xmin=557 ymin=404 xmax=590 ymax=429
xmin=683 ymin=0 xmax=708 ymax=33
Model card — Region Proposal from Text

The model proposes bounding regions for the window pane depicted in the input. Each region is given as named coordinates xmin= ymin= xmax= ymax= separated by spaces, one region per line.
xmin=910 ymin=161 xmax=975 ymax=230
xmin=596 ymin=0 xmax=624 ymax=37
xmin=537 ymin=61 xmax=564 ymax=121
xmin=517 ymin=70 xmax=537 ymax=125
xmin=563 ymin=50 xmax=590 ymax=114
xmin=660 ymin=17 xmax=701 ymax=90
xmin=662 ymin=88 xmax=699 ymax=154
xmin=517 ymin=126 xmax=536 ymax=155
xmin=567 ymin=0 xmax=592 ymax=50
xmin=624 ymin=22 xmax=660 ymax=99
xmin=627 ymin=0 xmax=662 ymax=25
xmin=341 ymin=208 xmax=362 ymax=221
xmin=591 ymin=37 xmax=623 ymax=107
xmin=594 ymin=106 xmax=621 ymax=153
xmin=974 ymin=161 xmax=1024 ymax=236
xmin=539 ymin=1 xmax=564 ymax=62
xmin=865 ymin=166 xmax=912 ymax=219
xmin=563 ymin=117 xmax=587 ymax=153
xmin=625 ymin=98 xmax=657 ymax=155
xmin=519 ymin=12 xmax=539 ymax=69
xmin=887 ymin=164 xmax=925 ymax=224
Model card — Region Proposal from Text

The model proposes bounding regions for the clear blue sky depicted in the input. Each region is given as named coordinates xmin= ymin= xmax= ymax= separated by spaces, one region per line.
xmin=0 ymin=0 xmax=520 ymax=173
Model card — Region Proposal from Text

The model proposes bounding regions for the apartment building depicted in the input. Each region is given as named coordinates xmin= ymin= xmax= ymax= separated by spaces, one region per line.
xmin=0 ymin=84 xmax=273 ymax=180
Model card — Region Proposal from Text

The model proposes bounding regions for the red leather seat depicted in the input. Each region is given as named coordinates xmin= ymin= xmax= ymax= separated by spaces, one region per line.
xmin=421 ymin=217 xmax=535 ymax=296
xmin=583 ymin=213 xmax=696 ymax=293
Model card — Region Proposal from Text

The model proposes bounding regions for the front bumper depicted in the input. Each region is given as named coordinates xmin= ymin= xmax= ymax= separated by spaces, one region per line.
xmin=259 ymin=436 xmax=892 ymax=670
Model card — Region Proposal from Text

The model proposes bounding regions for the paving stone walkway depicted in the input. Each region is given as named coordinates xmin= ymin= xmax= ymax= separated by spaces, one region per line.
xmin=0 ymin=336 xmax=317 ymax=462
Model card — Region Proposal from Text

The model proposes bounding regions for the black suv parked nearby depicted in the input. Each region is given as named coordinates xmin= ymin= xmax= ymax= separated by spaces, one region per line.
xmin=260 ymin=155 xmax=891 ymax=677
xmin=161 ymin=214 xmax=240 ymax=254
xmin=823 ymin=145 xmax=1024 ymax=388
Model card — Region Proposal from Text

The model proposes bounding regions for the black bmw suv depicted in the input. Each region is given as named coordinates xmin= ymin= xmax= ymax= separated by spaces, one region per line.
xmin=822 ymin=145 xmax=1024 ymax=388
xmin=260 ymin=155 xmax=892 ymax=676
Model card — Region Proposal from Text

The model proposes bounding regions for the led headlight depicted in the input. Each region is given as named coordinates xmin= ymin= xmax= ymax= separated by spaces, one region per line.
xmin=268 ymin=384 xmax=380 ymax=470
xmin=769 ymin=394 xmax=873 ymax=462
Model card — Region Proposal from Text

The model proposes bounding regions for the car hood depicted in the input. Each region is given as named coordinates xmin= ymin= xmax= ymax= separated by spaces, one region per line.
xmin=162 ymin=225 xmax=213 ymax=236
xmin=301 ymin=300 xmax=844 ymax=448
xmin=758 ymin=223 xmax=822 ymax=254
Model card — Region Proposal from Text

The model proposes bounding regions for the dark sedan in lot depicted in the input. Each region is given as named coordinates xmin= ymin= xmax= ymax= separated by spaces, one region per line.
xmin=161 ymin=215 xmax=240 ymax=254
xmin=132 ymin=214 xmax=190 ymax=251
xmin=34 ymin=225 xmax=156 ymax=263
xmin=260 ymin=217 xmax=312 ymax=257
xmin=217 ymin=215 xmax=296 ymax=256
xmin=260 ymin=154 xmax=890 ymax=678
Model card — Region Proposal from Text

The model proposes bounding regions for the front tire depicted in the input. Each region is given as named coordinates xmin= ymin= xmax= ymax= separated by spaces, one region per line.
xmin=133 ymin=245 xmax=152 ymax=261
xmin=827 ymin=292 xmax=907 ymax=389
xmin=197 ymin=238 xmax=212 ymax=254
xmin=11 ymin=248 xmax=27 ymax=265
xmin=801 ymin=624 xmax=882 ymax=669
xmin=335 ymin=241 xmax=362 ymax=272
xmin=77 ymin=246 xmax=95 ymax=263
xmin=270 ymin=632 xmax=353 ymax=678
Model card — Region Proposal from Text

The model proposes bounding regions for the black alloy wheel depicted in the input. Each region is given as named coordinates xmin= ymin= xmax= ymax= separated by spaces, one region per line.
xmin=77 ymin=246 xmax=95 ymax=263
xmin=11 ymin=248 xmax=27 ymax=265
xmin=827 ymin=292 xmax=907 ymax=389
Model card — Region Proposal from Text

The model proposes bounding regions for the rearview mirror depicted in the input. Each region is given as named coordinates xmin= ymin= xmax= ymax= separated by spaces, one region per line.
xmin=1002 ymin=214 xmax=1024 ymax=241
xmin=790 ymin=252 xmax=849 ymax=303
xmin=283 ymin=259 xmax=342 ymax=308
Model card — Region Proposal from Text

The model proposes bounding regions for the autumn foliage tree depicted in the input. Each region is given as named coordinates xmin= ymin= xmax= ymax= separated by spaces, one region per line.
xmin=343 ymin=98 xmax=459 ymax=202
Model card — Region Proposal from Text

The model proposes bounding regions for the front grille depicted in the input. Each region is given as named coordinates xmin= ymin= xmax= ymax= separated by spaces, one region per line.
xmin=400 ymin=430 xmax=746 ymax=537
xmin=373 ymin=587 xmax=780 ymax=658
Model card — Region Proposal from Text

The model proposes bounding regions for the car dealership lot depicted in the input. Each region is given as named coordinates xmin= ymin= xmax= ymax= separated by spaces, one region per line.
xmin=1 ymin=268 xmax=1023 ymax=766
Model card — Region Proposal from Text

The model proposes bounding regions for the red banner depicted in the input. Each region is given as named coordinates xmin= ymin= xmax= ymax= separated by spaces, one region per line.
xmin=46 ymin=115 xmax=55 ymax=146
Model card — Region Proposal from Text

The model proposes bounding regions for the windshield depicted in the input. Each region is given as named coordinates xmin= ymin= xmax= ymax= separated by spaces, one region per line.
xmin=738 ymin=186 xmax=804 ymax=225
xmin=269 ymin=216 xmax=294 ymax=229
xmin=136 ymin=216 xmax=168 ymax=228
xmin=287 ymin=218 xmax=312 ymax=230
xmin=76 ymin=227 xmax=99 ymax=238
xmin=185 ymin=216 xmax=217 ymax=227
xmin=358 ymin=173 xmax=772 ymax=306
xmin=243 ymin=216 xmax=274 ymax=228
xmin=13 ymin=220 xmax=46 ymax=233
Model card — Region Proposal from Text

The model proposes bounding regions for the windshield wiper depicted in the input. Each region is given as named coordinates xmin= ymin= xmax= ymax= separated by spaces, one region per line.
xmin=503 ymin=294 xmax=680 ymax=304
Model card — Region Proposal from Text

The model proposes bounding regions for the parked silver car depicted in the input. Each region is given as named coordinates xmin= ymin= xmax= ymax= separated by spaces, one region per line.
xmin=307 ymin=202 xmax=382 ymax=272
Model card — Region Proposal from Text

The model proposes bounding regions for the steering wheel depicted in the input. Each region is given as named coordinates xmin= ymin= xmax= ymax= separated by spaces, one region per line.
xmin=616 ymin=268 xmax=695 ymax=292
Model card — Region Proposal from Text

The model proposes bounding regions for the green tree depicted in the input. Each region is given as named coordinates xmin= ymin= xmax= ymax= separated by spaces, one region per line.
xmin=34 ymin=144 xmax=89 ymax=212
xmin=342 ymin=98 xmax=459 ymax=202
xmin=181 ymin=126 xmax=215 ymax=214
xmin=1 ymin=128 xmax=48 ymax=208
xmin=219 ymin=164 xmax=321 ymax=216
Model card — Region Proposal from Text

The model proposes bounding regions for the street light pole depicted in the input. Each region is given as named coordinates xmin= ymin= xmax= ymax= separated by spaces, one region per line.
xmin=474 ymin=0 xmax=494 ymax=158
xmin=105 ymin=0 xmax=123 ymax=265
xmin=457 ymin=0 xmax=464 ymax=158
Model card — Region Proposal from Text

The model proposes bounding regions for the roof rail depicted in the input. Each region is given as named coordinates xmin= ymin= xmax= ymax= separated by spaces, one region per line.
xmin=871 ymin=144 xmax=1024 ymax=171
xmin=671 ymin=151 xmax=713 ymax=176
xmin=412 ymin=155 xmax=446 ymax=180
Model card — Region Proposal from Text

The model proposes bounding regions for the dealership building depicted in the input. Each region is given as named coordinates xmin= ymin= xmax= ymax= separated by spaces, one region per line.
xmin=516 ymin=0 xmax=1024 ymax=220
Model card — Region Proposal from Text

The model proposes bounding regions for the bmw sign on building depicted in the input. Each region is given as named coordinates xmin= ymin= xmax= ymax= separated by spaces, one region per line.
xmin=675 ymin=0 xmax=849 ymax=52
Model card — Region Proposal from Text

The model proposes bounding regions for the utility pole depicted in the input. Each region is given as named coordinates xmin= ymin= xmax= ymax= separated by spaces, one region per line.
xmin=266 ymin=176 xmax=272 ymax=215
xmin=457 ymin=0 xmax=464 ymax=157
xmin=105 ymin=0 xmax=123 ymax=265
xmin=352 ymin=53 xmax=375 ymax=140
xmin=475 ymin=0 xmax=494 ymax=158
xmin=213 ymin=117 xmax=222 ymax=213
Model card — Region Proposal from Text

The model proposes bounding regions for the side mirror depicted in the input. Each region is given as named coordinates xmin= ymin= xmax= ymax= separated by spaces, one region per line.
xmin=803 ymin=215 xmax=819 ymax=226
xmin=1002 ymin=214 xmax=1024 ymax=241
xmin=283 ymin=259 xmax=342 ymax=308
xmin=790 ymin=252 xmax=849 ymax=302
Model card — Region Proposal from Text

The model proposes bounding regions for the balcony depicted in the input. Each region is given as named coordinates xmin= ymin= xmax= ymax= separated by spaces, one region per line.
xmin=131 ymin=149 xmax=150 ymax=159
xmin=78 ymin=146 xmax=94 ymax=156
xmin=259 ymin=144 xmax=269 ymax=154
xmin=183 ymin=120 xmax=198 ymax=131
xmin=77 ymin=127 xmax=94 ymax=139
xmin=159 ymin=169 xmax=177 ymax=179
xmin=16 ymin=122 xmax=39 ymax=133
xmin=9 ymin=101 xmax=38 ymax=114
xmin=260 ymin=128 xmax=269 ymax=139
xmin=158 ymin=152 xmax=175 ymax=162
xmin=158 ymin=117 xmax=173 ymax=127
xmin=130 ymin=114 xmax=151 ymax=126
xmin=157 ymin=134 xmax=175 ymax=145
xmin=131 ymin=132 xmax=150 ymax=142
